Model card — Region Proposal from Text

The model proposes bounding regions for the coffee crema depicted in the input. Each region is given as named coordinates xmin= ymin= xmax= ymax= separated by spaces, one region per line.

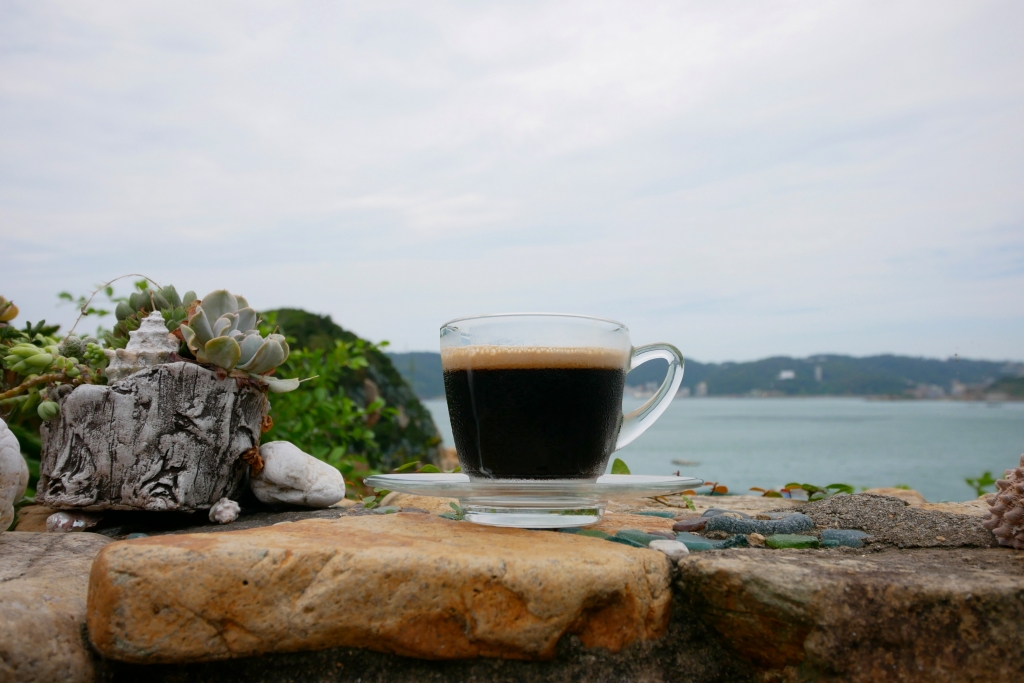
xmin=442 ymin=346 xmax=628 ymax=479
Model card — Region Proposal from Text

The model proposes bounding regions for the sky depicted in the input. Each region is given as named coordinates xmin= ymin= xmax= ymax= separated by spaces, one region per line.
xmin=2 ymin=1 xmax=1022 ymax=362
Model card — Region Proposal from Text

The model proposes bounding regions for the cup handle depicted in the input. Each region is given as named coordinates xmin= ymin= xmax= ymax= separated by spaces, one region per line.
xmin=615 ymin=343 xmax=684 ymax=450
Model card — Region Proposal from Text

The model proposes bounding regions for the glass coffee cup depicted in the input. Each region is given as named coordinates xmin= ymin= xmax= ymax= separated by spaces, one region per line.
xmin=441 ymin=313 xmax=683 ymax=481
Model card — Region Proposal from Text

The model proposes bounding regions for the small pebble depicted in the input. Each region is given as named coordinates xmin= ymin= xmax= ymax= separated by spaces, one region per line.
xmin=820 ymin=529 xmax=870 ymax=548
xmin=616 ymin=529 xmax=668 ymax=546
xmin=705 ymin=513 xmax=815 ymax=536
xmin=821 ymin=539 xmax=841 ymax=548
xmin=701 ymin=508 xmax=751 ymax=519
xmin=635 ymin=511 xmax=676 ymax=519
xmin=209 ymin=497 xmax=240 ymax=525
xmin=673 ymin=518 xmax=708 ymax=532
xmin=608 ymin=536 xmax=646 ymax=548
xmin=125 ymin=533 xmax=149 ymax=540
xmin=46 ymin=511 xmax=101 ymax=533
xmin=755 ymin=512 xmax=797 ymax=520
xmin=558 ymin=528 xmax=611 ymax=540
xmin=675 ymin=531 xmax=748 ymax=551
xmin=649 ymin=539 xmax=690 ymax=561
xmin=748 ymin=532 xmax=766 ymax=547
xmin=765 ymin=534 xmax=820 ymax=549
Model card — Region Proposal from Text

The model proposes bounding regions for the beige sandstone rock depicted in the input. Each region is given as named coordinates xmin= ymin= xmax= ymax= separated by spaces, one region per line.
xmin=88 ymin=513 xmax=672 ymax=664
xmin=0 ymin=531 xmax=111 ymax=682
xmin=11 ymin=504 xmax=54 ymax=532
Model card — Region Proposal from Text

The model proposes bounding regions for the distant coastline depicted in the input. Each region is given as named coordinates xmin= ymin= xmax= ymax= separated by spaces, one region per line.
xmin=387 ymin=351 xmax=1024 ymax=402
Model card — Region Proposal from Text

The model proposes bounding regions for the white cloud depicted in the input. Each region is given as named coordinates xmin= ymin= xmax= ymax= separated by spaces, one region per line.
xmin=1 ymin=0 xmax=1022 ymax=361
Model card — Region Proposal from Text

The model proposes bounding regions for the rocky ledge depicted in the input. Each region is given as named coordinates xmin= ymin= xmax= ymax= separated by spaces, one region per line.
xmin=2 ymin=492 xmax=1022 ymax=683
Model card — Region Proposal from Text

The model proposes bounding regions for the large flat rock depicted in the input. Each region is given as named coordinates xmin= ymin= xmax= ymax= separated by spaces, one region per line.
xmin=0 ymin=531 xmax=111 ymax=683
xmin=678 ymin=547 xmax=1024 ymax=682
xmin=88 ymin=512 xmax=672 ymax=664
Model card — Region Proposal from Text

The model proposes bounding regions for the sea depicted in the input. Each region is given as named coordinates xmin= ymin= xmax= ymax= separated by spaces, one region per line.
xmin=422 ymin=397 xmax=1024 ymax=503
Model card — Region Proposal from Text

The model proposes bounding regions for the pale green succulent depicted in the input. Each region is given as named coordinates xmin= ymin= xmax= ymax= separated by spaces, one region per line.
xmin=179 ymin=290 xmax=296 ymax=391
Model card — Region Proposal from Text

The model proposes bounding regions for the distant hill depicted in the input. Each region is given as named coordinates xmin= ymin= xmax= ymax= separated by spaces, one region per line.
xmin=385 ymin=351 xmax=1022 ymax=399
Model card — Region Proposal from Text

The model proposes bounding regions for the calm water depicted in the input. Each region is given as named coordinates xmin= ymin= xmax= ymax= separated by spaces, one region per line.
xmin=422 ymin=397 xmax=1024 ymax=502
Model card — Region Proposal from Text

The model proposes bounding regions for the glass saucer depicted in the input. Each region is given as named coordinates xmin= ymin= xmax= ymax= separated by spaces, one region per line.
xmin=364 ymin=473 xmax=704 ymax=528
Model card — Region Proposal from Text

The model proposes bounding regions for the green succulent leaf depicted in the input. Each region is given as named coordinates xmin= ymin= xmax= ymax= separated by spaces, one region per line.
xmin=212 ymin=313 xmax=237 ymax=338
xmin=237 ymin=333 xmax=264 ymax=365
xmin=114 ymin=301 xmax=133 ymax=321
xmin=180 ymin=324 xmax=199 ymax=354
xmin=237 ymin=337 xmax=286 ymax=374
xmin=204 ymin=336 xmax=241 ymax=370
xmin=200 ymin=290 xmax=238 ymax=322
xmin=611 ymin=458 xmax=631 ymax=475
xmin=235 ymin=307 xmax=257 ymax=333
xmin=182 ymin=291 xmax=197 ymax=306
xmin=159 ymin=285 xmax=182 ymax=308
xmin=187 ymin=308 xmax=215 ymax=345
xmin=262 ymin=376 xmax=300 ymax=393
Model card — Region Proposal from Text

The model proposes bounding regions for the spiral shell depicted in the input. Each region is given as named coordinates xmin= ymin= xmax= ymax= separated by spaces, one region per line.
xmin=982 ymin=454 xmax=1024 ymax=549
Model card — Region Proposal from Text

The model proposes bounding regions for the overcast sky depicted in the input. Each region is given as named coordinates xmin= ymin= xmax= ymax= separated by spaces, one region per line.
xmin=2 ymin=1 xmax=1022 ymax=362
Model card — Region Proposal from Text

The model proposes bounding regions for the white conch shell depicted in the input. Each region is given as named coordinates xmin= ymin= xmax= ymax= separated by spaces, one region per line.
xmin=103 ymin=311 xmax=181 ymax=382
xmin=983 ymin=454 xmax=1024 ymax=549
xmin=1 ymin=417 xmax=29 ymax=531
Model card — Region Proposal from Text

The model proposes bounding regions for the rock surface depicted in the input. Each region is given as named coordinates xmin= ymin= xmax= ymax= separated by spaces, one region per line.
xmin=798 ymin=493 xmax=997 ymax=548
xmin=39 ymin=362 xmax=264 ymax=511
xmin=88 ymin=513 xmax=672 ymax=664
xmin=0 ymin=531 xmax=111 ymax=682
xmin=250 ymin=441 xmax=346 ymax=507
xmin=679 ymin=547 xmax=1024 ymax=682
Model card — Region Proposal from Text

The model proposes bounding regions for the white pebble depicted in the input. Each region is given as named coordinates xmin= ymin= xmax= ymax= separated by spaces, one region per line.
xmin=46 ymin=511 xmax=101 ymax=532
xmin=1 ymin=417 xmax=29 ymax=532
xmin=251 ymin=441 xmax=346 ymax=508
xmin=649 ymin=539 xmax=690 ymax=561
xmin=209 ymin=497 xmax=241 ymax=524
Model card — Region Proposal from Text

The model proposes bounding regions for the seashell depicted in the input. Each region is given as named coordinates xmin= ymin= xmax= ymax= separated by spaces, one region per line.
xmin=983 ymin=454 xmax=1024 ymax=549
xmin=1 ymin=417 xmax=29 ymax=532
xmin=103 ymin=311 xmax=181 ymax=382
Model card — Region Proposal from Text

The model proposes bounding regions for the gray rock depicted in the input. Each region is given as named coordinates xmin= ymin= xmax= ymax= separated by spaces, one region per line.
xmin=701 ymin=508 xmax=751 ymax=518
xmin=251 ymin=441 xmax=346 ymax=507
xmin=0 ymin=531 xmax=110 ymax=682
xmin=705 ymin=512 xmax=814 ymax=536
xmin=679 ymin=547 xmax=1024 ymax=681
xmin=800 ymin=494 xmax=997 ymax=548
xmin=820 ymin=528 xmax=870 ymax=548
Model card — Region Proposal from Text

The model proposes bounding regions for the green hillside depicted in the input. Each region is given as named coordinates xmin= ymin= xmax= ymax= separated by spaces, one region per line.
xmin=386 ymin=351 xmax=1021 ymax=399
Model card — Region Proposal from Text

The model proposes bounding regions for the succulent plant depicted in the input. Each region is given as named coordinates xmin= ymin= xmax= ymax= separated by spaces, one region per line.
xmin=107 ymin=284 xmax=196 ymax=350
xmin=0 ymin=297 xmax=18 ymax=324
xmin=179 ymin=290 xmax=295 ymax=391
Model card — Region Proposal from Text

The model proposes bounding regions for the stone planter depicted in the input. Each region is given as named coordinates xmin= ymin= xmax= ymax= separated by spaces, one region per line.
xmin=38 ymin=362 xmax=266 ymax=511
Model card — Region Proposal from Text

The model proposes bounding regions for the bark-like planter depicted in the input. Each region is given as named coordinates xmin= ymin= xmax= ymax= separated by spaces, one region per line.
xmin=38 ymin=362 xmax=266 ymax=511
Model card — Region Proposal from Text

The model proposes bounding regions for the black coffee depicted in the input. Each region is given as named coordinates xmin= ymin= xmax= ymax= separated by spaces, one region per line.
xmin=442 ymin=346 xmax=627 ymax=479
